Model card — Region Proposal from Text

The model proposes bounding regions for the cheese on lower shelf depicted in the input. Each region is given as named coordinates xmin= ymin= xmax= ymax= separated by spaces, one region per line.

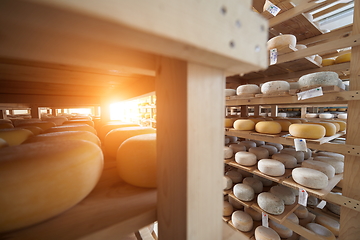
xmin=305 ymin=122 xmax=337 ymax=137
xmin=223 ymin=176 xmax=233 ymax=190
xmin=231 ymin=210 xmax=253 ymax=232
xmin=225 ymin=118 xmax=235 ymax=128
xmin=260 ymin=145 xmax=278 ymax=156
xmin=289 ymin=123 xmax=326 ymax=139
xmin=292 ymin=167 xmax=329 ymax=189
xmin=224 ymin=146 xmax=233 ymax=159
xmin=257 ymin=192 xmax=285 ymax=215
xmin=253 ymin=175 xmax=273 ymax=187
xmin=0 ymin=128 xmax=34 ymax=146
xmin=249 ymin=147 xmax=270 ymax=160
xmin=314 ymin=156 xmax=344 ymax=174
xmin=254 ymin=226 xmax=281 ymax=240
xmin=258 ymin=159 xmax=285 ymax=176
xmin=269 ymin=185 xmax=296 ymax=205
xmin=323 ymin=120 xmax=346 ymax=132
xmin=233 ymin=119 xmax=255 ymax=131
xmin=226 ymin=170 xmax=243 ymax=183
xmin=242 ymin=177 xmax=263 ymax=194
xmin=269 ymin=219 xmax=293 ymax=238
xmin=271 ymin=153 xmax=297 ymax=168
xmin=255 ymin=121 xmax=282 ymax=134
xmin=280 ymin=148 xmax=305 ymax=163
xmin=235 ymin=151 xmax=257 ymax=166
xmin=304 ymin=223 xmax=336 ymax=240
xmin=233 ymin=183 xmax=255 ymax=201
xmin=315 ymin=215 xmax=340 ymax=236
xmin=315 ymin=152 xmax=344 ymax=162
xmin=301 ymin=160 xmax=335 ymax=179
xmin=298 ymin=71 xmax=340 ymax=88
xmin=294 ymin=205 xmax=309 ymax=219
xmin=18 ymin=121 xmax=56 ymax=131
xmin=266 ymin=142 xmax=284 ymax=151
xmin=223 ymin=201 xmax=234 ymax=217
xmin=236 ymin=84 xmax=260 ymax=95
xmin=239 ymin=140 xmax=257 ymax=150
xmin=244 ymin=206 xmax=262 ymax=221
xmin=229 ymin=195 xmax=244 ymax=210
xmin=261 ymin=81 xmax=290 ymax=94
xmin=46 ymin=124 xmax=97 ymax=135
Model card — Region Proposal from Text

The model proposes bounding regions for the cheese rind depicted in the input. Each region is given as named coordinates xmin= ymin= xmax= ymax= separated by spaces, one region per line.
xmin=238 ymin=140 xmax=257 ymax=150
xmin=233 ymin=119 xmax=255 ymax=131
xmin=267 ymin=34 xmax=297 ymax=50
xmin=315 ymin=152 xmax=344 ymax=162
xmin=255 ymin=121 xmax=282 ymax=134
xmin=270 ymin=185 xmax=296 ymax=205
xmin=25 ymin=131 xmax=101 ymax=146
xmin=233 ymin=183 xmax=255 ymax=201
xmin=305 ymin=223 xmax=336 ymax=240
xmin=0 ymin=128 xmax=33 ymax=146
xmin=261 ymin=81 xmax=290 ymax=94
xmin=249 ymin=147 xmax=269 ymax=160
xmin=225 ymin=89 xmax=236 ymax=96
xmin=235 ymin=151 xmax=257 ymax=166
xmin=223 ymin=201 xmax=234 ymax=217
xmin=335 ymin=52 xmax=351 ymax=64
xmin=257 ymin=192 xmax=285 ymax=215
xmin=236 ymin=84 xmax=260 ymax=95
xmin=269 ymin=219 xmax=293 ymax=238
xmin=226 ymin=170 xmax=243 ymax=184
xmin=98 ymin=122 xmax=139 ymax=141
xmin=305 ymin=122 xmax=337 ymax=137
xmin=314 ymin=156 xmax=344 ymax=174
xmin=231 ymin=210 xmax=253 ymax=232
xmin=223 ymin=176 xmax=233 ymax=190
xmin=292 ymin=167 xmax=329 ymax=189
xmin=294 ymin=205 xmax=309 ymax=219
xmin=224 ymin=146 xmax=233 ymax=159
xmin=258 ymin=159 xmax=285 ymax=176
xmin=280 ymin=148 xmax=305 ymax=163
xmin=259 ymin=145 xmax=278 ymax=155
xmin=289 ymin=123 xmax=326 ymax=139
xmin=254 ymin=226 xmax=281 ymax=240
xmin=46 ymin=124 xmax=97 ymax=135
xmin=229 ymin=143 xmax=247 ymax=153
xmin=301 ymin=160 xmax=335 ymax=179
xmin=315 ymin=215 xmax=340 ymax=236
xmin=272 ymin=153 xmax=297 ymax=168
xmin=298 ymin=71 xmax=339 ymax=88
xmin=242 ymin=177 xmax=263 ymax=194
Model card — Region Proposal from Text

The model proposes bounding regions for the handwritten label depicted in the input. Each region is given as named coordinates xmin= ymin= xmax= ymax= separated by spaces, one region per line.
xmin=294 ymin=139 xmax=307 ymax=152
xmin=266 ymin=2 xmax=281 ymax=16
xmin=262 ymin=212 xmax=269 ymax=227
xmin=297 ymin=87 xmax=323 ymax=100
xmin=298 ymin=188 xmax=309 ymax=206
xmin=270 ymin=48 xmax=278 ymax=65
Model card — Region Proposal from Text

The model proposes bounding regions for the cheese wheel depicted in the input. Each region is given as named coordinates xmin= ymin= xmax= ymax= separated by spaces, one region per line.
xmin=253 ymin=175 xmax=273 ymax=187
xmin=266 ymin=142 xmax=283 ymax=151
xmin=280 ymin=148 xmax=305 ymax=164
xmin=326 ymin=192 xmax=341 ymax=215
xmin=270 ymin=185 xmax=296 ymax=205
xmin=324 ymin=120 xmax=346 ymax=131
xmin=322 ymin=58 xmax=335 ymax=66
xmin=258 ymin=159 xmax=285 ymax=176
xmin=228 ymin=136 xmax=238 ymax=143
xmin=255 ymin=121 xmax=282 ymax=134
xmin=224 ymin=146 xmax=233 ymax=159
xmin=24 ymin=131 xmax=101 ymax=146
xmin=307 ymin=195 xmax=319 ymax=206
xmin=271 ymin=120 xmax=291 ymax=132
xmin=235 ymin=151 xmax=257 ymax=166
xmin=305 ymin=122 xmax=336 ymax=137
xmin=0 ymin=123 xmax=14 ymax=129
xmin=315 ymin=152 xmax=344 ymax=162
xmin=46 ymin=124 xmax=97 ymax=135
xmin=337 ymin=113 xmax=347 ymax=119
xmin=233 ymin=183 xmax=255 ymax=201
xmin=229 ymin=143 xmax=247 ymax=153
xmin=319 ymin=113 xmax=333 ymax=119
xmin=255 ymin=226 xmax=281 ymax=240
xmin=243 ymin=177 xmax=263 ymax=194
xmin=257 ymin=192 xmax=285 ymax=215
xmin=287 ymin=213 xmax=300 ymax=224
xmin=252 ymin=140 xmax=265 ymax=146
xmin=236 ymin=84 xmax=260 ymax=95
xmin=223 ymin=176 xmax=233 ymax=190
xmin=298 ymin=72 xmax=339 ymax=88
xmin=0 ymin=138 xmax=9 ymax=148
xmin=314 ymin=156 xmax=344 ymax=174
xmin=244 ymin=206 xmax=262 ymax=221
xmin=225 ymin=89 xmax=236 ymax=97
xmin=272 ymin=153 xmax=297 ymax=168
xmin=223 ymin=201 xmax=234 ymax=217
xmin=104 ymin=126 xmax=155 ymax=158
xmin=0 ymin=128 xmax=33 ymax=146
xmin=239 ymin=140 xmax=257 ymax=150
xmin=231 ymin=210 xmax=253 ymax=232
xmin=269 ymin=219 xmax=293 ymax=238
xmin=304 ymin=148 xmax=312 ymax=160
xmin=63 ymin=120 xmax=94 ymax=127
xmin=225 ymin=136 xmax=230 ymax=145
xmin=286 ymin=118 xmax=303 ymax=124
xmin=42 ymin=116 xmax=68 ymax=126
xmin=305 ymin=113 xmax=318 ymax=118
xmin=335 ymin=52 xmax=351 ymax=64
xmin=225 ymin=118 xmax=235 ymax=128
xmin=315 ymin=215 xmax=340 ymax=236
xmin=18 ymin=121 xmax=56 ymax=131
xmin=292 ymin=167 xmax=329 ymax=189
xmin=267 ymin=34 xmax=297 ymax=50
xmin=260 ymin=145 xmax=278 ymax=155
xmin=226 ymin=170 xmax=243 ymax=184
xmin=20 ymin=126 xmax=44 ymax=135
xmin=261 ymin=81 xmax=290 ymax=94
xmin=289 ymin=123 xmax=326 ymax=139
xmin=305 ymin=223 xmax=336 ymax=240
xmin=117 ymin=133 xmax=156 ymax=188
xmin=301 ymin=160 xmax=335 ymax=179
xmin=233 ymin=119 xmax=255 ymax=131
xmin=98 ymin=122 xmax=139 ymax=141
xmin=0 ymin=140 xmax=103 ymax=233
xmin=249 ymin=147 xmax=269 ymax=160
xmin=294 ymin=205 xmax=309 ymax=219
xmin=229 ymin=195 xmax=244 ymax=209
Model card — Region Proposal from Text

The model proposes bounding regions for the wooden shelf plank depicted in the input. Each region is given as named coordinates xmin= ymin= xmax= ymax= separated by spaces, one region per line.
xmin=227 ymin=219 xmax=261 ymax=239
xmin=228 ymin=192 xmax=256 ymax=209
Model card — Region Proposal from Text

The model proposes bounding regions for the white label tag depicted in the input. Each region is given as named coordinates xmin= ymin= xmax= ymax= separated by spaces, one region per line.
xmin=270 ymin=48 xmax=278 ymax=65
xmin=298 ymin=188 xmax=309 ymax=206
xmin=262 ymin=212 xmax=269 ymax=227
xmin=266 ymin=2 xmax=281 ymax=16
xmin=297 ymin=87 xmax=323 ymax=100
xmin=294 ymin=139 xmax=307 ymax=151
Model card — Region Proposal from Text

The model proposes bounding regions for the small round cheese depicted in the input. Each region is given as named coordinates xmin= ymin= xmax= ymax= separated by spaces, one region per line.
xmin=326 ymin=192 xmax=341 ymax=215
xmin=260 ymin=145 xmax=278 ymax=155
xmin=223 ymin=201 xmax=234 ymax=217
xmin=298 ymin=71 xmax=340 ymax=88
xmin=267 ymin=34 xmax=297 ymax=50
xmin=233 ymin=183 xmax=255 ymax=201
xmin=315 ymin=152 xmax=344 ymax=162
xmin=231 ymin=210 xmax=253 ymax=232
xmin=287 ymin=213 xmax=300 ymax=224
xmin=249 ymin=147 xmax=269 ymax=160
xmin=294 ymin=205 xmax=309 ymax=219
xmin=235 ymin=151 xmax=257 ymax=166
xmin=319 ymin=113 xmax=334 ymax=119
xmin=229 ymin=143 xmax=247 ymax=153
xmin=24 ymin=131 xmax=101 ymax=146
xmin=270 ymin=185 xmax=296 ymax=205
xmin=292 ymin=167 xmax=329 ymax=189
xmin=255 ymin=121 xmax=282 ymax=134
xmin=226 ymin=170 xmax=243 ymax=183
xmin=229 ymin=196 xmax=244 ymax=209
xmin=233 ymin=119 xmax=255 ymax=131
xmin=324 ymin=120 xmax=346 ymax=131
xmin=224 ymin=146 xmax=234 ymax=159
xmin=272 ymin=153 xmax=297 ymax=168
xmin=257 ymin=192 xmax=285 ymax=215
xmin=315 ymin=215 xmax=340 ymax=236
xmin=266 ymin=142 xmax=284 ymax=151
xmin=0 ymin=128 xmax=34 ymax=146
xmin=236 ymin=84 xmax=260 ymax=95
xmin=314 ymin=156 xmax=344 ymax=173
xmin=301 ymin=160 xmax=335 ymax=179
xmin=261 ymin=81 xmax=290 ymax=94
xmin=225 ymin=89 xmax=236 ymax=97
xmin=258 ymin=159 xmax=285 ymax=176
xmin=239 ymin=140 xmax=257 ymax=150
xmin=223 ymin=176 xmax=233 ymax=190
xmin=305 ymin=223 xmax=336 ymax=240
xmin=280 ymin=148 xmax=304 ymax=164
xmin=244 ymin=206 xmax=262 ymax=221
xmin=252 ymin=140 xmax=265 ymax=146
xmin=269 ymin=219 xmax=293 ymax=238
xmin=253 ymin=175 xmax=273 ymax=187
xmin=225 ymin=136 xmax=230 ymax=145
xmin=243 ymin=177 xmax=263 ymax=194
xmin=289 ymin=123 xmax=326 ymax=139
xmin=254 ymin=226 xmax=281 ymax=240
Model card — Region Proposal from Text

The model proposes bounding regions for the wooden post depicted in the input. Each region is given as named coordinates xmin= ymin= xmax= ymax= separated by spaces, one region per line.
xmin=100 ymin=101 xmax=111 ymax=124
xmin=0 ymin=109 xmax=6 ymax=119
xmin=270 ymin=105 xmax=278 ymax=117
xmin=253 ymin=105 xmax=260 ymax=117
xmin=340 ymin=0 xmax=360 ymax=238
xmin=51 ymin=108 xmax=57 ymax=116
xmin=156 ymin=57 xmax=224 ymax=239
xmin=240 ymin=105 xmax=248 ymax=117
xmin=301 ymin=107 xmax=307 ymax=119
xmin=30 ymin=105 xmax=40 ymax=119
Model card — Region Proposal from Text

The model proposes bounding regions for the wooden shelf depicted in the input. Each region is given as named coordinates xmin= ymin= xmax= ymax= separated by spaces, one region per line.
xmin=227 ymin=219 xmax=262 ymax=240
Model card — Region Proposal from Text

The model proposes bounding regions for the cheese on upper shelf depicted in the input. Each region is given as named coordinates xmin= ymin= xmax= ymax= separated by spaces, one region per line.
xmin=261 ymin=81 xmax=290 ymax=94
xmin=270 ymin=185 xmax=296 ymax=205
xmin=305 ymin=122 xmax=337 ymax=137
xmin=255 ymin=121 xmax=282 ymax=134
xmin=242 ymin=177 xmax=263 ymax=194
xmin=225 ymin=89 xmax=236 ymax=97
xmin=249 ymin=147 xmax=269 ymax=160
xmin=292 ymin=167 xmax=329 ymax=189
xmin=257 ymin=192 xmax=285 ymax=215
xmin=289 ymin=123 xmax=326 ymax=139
xmin=298 ymin=71 xmax=340 ymax=88
xmin=233 ymin=183 xmax=255 ymax=201
xmin=235 ymin=151 xmax=257 ymax=166
xmin=335 ymin=52 xmax=351 ymax=64
xmin=225 ymin=170 xmax=243 ymax=184
xmin=233 ymin=119 xmax=255 ymax=131
xmin=258 ymin=159 xmax=285 ymax=176
xmin=301 ymin=160 xmax=335 ymax=179
xmin=231 ymin=210 xmax=253 ymax=232
xmin=236 ymin=84 xmax=260 ymax=95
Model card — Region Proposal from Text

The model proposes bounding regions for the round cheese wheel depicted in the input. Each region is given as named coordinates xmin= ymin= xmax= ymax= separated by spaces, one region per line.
xmin=257 ymin=192 xmax=285 ymax=215
xmin=324 ymin=120 xmax=346 ymax=131
xmin=235 ymin=151 xmax=257 ymax=166
xmin=315 ymin=152 xmax=344 ymax=162
xmin=12 ymin=119 xmax=42 ymax=127
xmin=294 ymin=205 xmax=309 ymax=219
xmin=304 ymin=148 xmax=312 ymax=160
xmin=252 ymin=140 xmax=266 ymax=146
xmin=261 ymin=81 xmax=290 ymax=94
xmin=337 ymin=113 xmax=347 ymax=119
xmin=244 ymin=206 xmax=262 ymax=221
xmin=236 ymin=84 xmax=260 ymax=95
xmin=292 ymin=167 xmax=329 ymax=189
xmin=260 ymin=145 xmax=278 ymax=155
xmin=270 ymin=185 xmax=296 ymax=205
xmin=0 ymin=140 xmax=103 ymax=233
xmin=305 ymin=122 xmax=336 ymax=137
xmin=255 ymin=121 xmax=282 ymax=134
xmin=233 ymin=183 xmax=255 ymax=201
xmin=0 ymin=138 xmax=9 ymax=148
xmin=314 ymin=55 xmax=323 ymax=65
xmin=301 ymin=160 xmax=335 ymax=179
xmin=223 ymin=201 xmax=234 ymax=216
xmin=46 ymin=124 xmax=97 ymax=135
xmin=272 ymin=153 xmax=297 ymax=168
xmin=20 ymin=126 xmax=44 ymax=135
xmin=314 ymin=156 xmax=344 ymax=174
xmin=289 ymin=123 xmax=326 ymax=139
xmin=298 ymin=72 xmax=339 ymax=88
xmin=239 ymin=140 xmax=257 ymax=150
xmin=0 ymin=128 xmax=34 ymax=146
xmin=315 ymin=215 xmax=340 ymax=236
xmin=322 ymin=58 xmax=335 ymax=66
xmin=269 ymin=219 xmax=293 ymax=238
xmin=233 ymin=119 xmax=255 ymax=131
xmin=306 ymin=113 xmax=318 ymax=118
xmin=249 ymin=147 xmax=269 ymax=160
xmin=326 ymin=192 xmax=341 ymax=215
xmin=24 ymin=131 xmax=101 ymax=146
xmin=18 ymin=121 xmax=56 ymax=131
xmin=229 ymin=143 xmax=247 ymax=153
xmin=253 ymin=175 xmax=273 ymax=187
xmin=307 ymin=195 xmax=319 ymax=206
xmin=305 ymin=223 xmax=336 ymax=240
xmin=243 ymin=177 xmax=263 ymax=194
xmin=335 ymin=52 xmax=351 ymax=64
xmin=229 ymin=195 xmax=244 ymax=209
xmin=231 ymin=210 xmax=253 ymax=232
xmin=105 ymin=126 xmax=156 ymax=158
xmin=267 ymin=34 xmax=297 ymax=50
xmin=286 ymin=118 xmax=303 ymax=124
xmin=225 ymin=89 xmax=236 ymax=96
xmin=258 ymin=159 xmax=285 ymax=176
xmin=287 ymin=213 xmax=300 ymax=224
xmin=223 ymin=176 xmax=233 ymax=190
xmin=0 ymin=122 xmax=14 ymax=129
xmin=98 ymin=122 xmax=139 ymax=141
xmin=280 ymin=148 xmax=305 ymax=164
xmin=272 ymin=120 xmax=291 ymax=132
xmin=42 ymin=116 xmax=68 ymax=126
xmin=228 ymin=136 xmax=238 ymax=143
xmin=224 ymin=146 xmax=233 ymax=159
xmin=226 ymin=170 xmax=243 ymax=184
xmin=225 ymin=136 xmax=230 ymax=145
xmin=266 ymin=142 xmax=283 ymax=151
xmin=254 ymin=226 xmax=281 ymax=240
xmin=117 ymin=133 xmax=156 ymax=188
xmin=225 ymin=118 xmax=235 ymax=128
xmin=319 ymin=113 xmax=334 ymax=119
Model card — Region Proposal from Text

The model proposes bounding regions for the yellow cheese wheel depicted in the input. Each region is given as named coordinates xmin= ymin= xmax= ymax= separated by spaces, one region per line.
xmin=322 ymin=58 xmax=335 ymax=66
xmin=233 ymin=119 xmax=255 ymax=131
xmin=0 ymin=128 xmax=33 ymax=146
xmin=25 ymin=131 xmax=101 ymax=146
xmin=117 ymin=133 xmax=156 ymax=188
xmin=18 ymin=121 xmax=56 ymax=131
xmin=274 ymin=120 xmax=292 ymax=131
xmin=63 ymin=120 xmax=94 ymax=127
xmin=46 ymin=124 xmax=97 ymax=135
xmin=289 ymin=124 xmax=326 ymax=139
xmin=0 ymin=138 xmax=8 ymax=148
xmin=0 ymin=140 xmax=103 ymax=233
xmin=12 ymin=119 xmax=42 ymax=127
xmin=98 ymin=122 xmax=139 ymax=141
xmin=0 ymin=119 xmax=12 ymax=124
xmin=324 ymin=120 xmax=346 ymax=131
xmin=225 ymin=118 xmax=235 ymax=128
xmin=305 ymin=122 xmax=336 ymax=137
xmin=0 ymin=123 xmax=14 ymax=129
xmin=255 ymin=121 xmax=282 ymax=134
xmin=286 ymin=119 xmax=302 ymax=124
xmin=335 ymin=52 xmax=351 ymax=64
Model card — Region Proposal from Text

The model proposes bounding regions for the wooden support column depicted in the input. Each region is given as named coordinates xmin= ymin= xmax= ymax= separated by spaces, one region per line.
xmin=340 ymin=0 xmax=360 ymax=239
xmin=0 ymin=109 xmax=6 ymax=119
xmin=240 ymin=105 xmax=248 ymax=117
xmin=30 ymin=105 xmax=40 ymax=119
xmin=100 ymin=101 xmax=111 ymax=124
xmin=51 ymin=108 xmax=57 ymax=116
xmin=253 ymin=105 xmax=260 ymax=117
xmin=301 ymin=107 xmax=307 ymax=119
xmin=270 ymin=105 xmax=278 ymax=117
xmin=156 ymin=57 xmax=224 ymax=240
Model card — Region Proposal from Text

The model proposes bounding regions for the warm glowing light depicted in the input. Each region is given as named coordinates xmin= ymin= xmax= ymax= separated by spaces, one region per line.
xmin=110 ymin=101 xmax=139 ymax=121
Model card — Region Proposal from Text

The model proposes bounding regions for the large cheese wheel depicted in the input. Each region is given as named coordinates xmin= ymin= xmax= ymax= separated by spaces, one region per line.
xmin=289 ymin=123 xmax=326 ymax=139
xmin=229 ymin=143 xmax=247 ymax=153
xmin=305 ymin=223 xmax=336 ymax=240
xmin=98 ymin=122 xmax=139 ymax=141
xmin=266 ymin=142 xmax=283 ymax=151
xmin=239 ymin=140 xmax=257 ymax=150
xmin=257 ymin=192 xmax=285 ymax=215
xmin=301 ymin=160 xmax=335 ymax=179
xmin=0 ymin=138 xmax=8 ymax=148
xmin=244 ymin=206 xmax=262 ymax=221
xmin=258 ymin=159 xmax=285 ymax=176
xmin=42 ymin=116 xmax=68 ymax=126
xmin=229 ymin=195 xmax=244 ymax=209
xmin=253 ymin=175 xmax=273 ymax=187
xmin=255 ymin=226 xmax=281 ymax=240
xmin=117 ymin=133 xmax=156 ymax=188
xmin=271 ymin=153 xmax=297 ymax=168
xmin=324 ymin=120 xmax=346 ymax=131
xmin=261 ymin=81 xmax=290 ymax=94
xmin=225 ymin=89 xmax=236 ymax=97
xmin=18 ymin=121 xmax=56 ymax=131
xmin=286 ymin=118 xmax=303 ymax=124
xmin=223 ymin=201 xmax=234 ymax=217
xmin=335 ymin=52 xmax=351 ymax=64
xmin=315 ymin=152 xmax=344 ymax=162
xmin=104 ymin=126 xmax=155 ymax=158
xmin=255 ymin=121 xmax=282 ymax=134
xmin=243 ymin=177 xmax=263 ymax=194
xmin=314 ymin=156 xmax=344 ymax=174
xmin=20 ymin=126 xmax=44 ymax=135
xmin=12 ymin=119 xmax=42 ymax=127
xmin=224 ymin=176 xmax=233 ymax=190
xmin=292 ymin=167 xmax=328 ymax=189
xmin=305 ymin=122 xmax=336 ymax=137
xmin=236 ymin=84 xmax=260 ymax=95
xmin=224 ymin=146 xmax=233 ymax=159
xmin=225 ymin=118 xmax=235 ymax=128
xmin=260 ymin=145 xmax=278 ymax=155
xmin=269 ymin=219 xmax=293 ymax=238
xmin=270 ymin=185 xmax=296 ymax=205
xmin=267 ymin=34 xmax=297 ymax=50
xmin=315 ymin=215 xmax=340 ymax=236
xmin=294 ymin=205 xmax=309 ymax=219
xmin=235 ymin=151 xmax=257 ymax=166
xmin=231 ymin=210 xmax=253 ymax=232
xmin=298 ymin=72 xmax=339 ymax=88
xmin=46 ymin=124 xmax=97 ymax=135
xmin=233 ymin=183 xmax=255 ymax=201
xmin=0 ymin=128 xmax=33 ymax=146
xmin=0 ymin=140 xmax=103 ymax=233
xmin=280 ymin=148 xmax=304 ymax=164
xmin=226 ymin=170 xmax=243 ymax=183
xmin=233 ymin=119 xmax=255 ymax=131
xmin=273 ymin=120 xmax=292 ymax=132
xmin=24 ymin=131 xmax=101 ymax=146
xmin=249 ymin=147 xmax=269 ymax=160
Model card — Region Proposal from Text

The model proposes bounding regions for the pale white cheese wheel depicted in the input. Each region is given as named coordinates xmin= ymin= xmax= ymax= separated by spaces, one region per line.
xmin=267 ymin=34 xmax=297 ymax=50
xmin=292 ymin=167 xmax=329 ymax=189
xmin=239 ymin=140 xmax=257 ymax=150
xmin=326 ymin=192 xmax=341 ymax=215
xmin=319 ymin=113 xmax=334 ymax=119
xmin=229 ymin=143 xmax=247 ymax=153
xmin=252 ymin=140 xmax=266 ymax=146
xmin=225 ymin=136 xmax=230 ymax=145
xmin=231 ymin=210 xmax=253 ymax=232
xmin=249 ymin=147 xmax=269 ymax=160
xmin=287 ymin=213 xmax=300 ymax=224
xmin=315 ymin=152 xmax=344 ymax=162
xmin=304 ymin=148 xmax=312 ymax=160
xmin=337 ymin=113 xmax=347 ymax=119
xmin=294 ymin=205 xmax=309 ymax=219
xmin=260 ymin=145 xmax=278 ymax=156
xmin=270 ymin=185 xmax=296 ymax=205
xmin=229 ymin=196 xmax=244 ymax=210
xmin=307 ymin=195 xmax=319 ymax=206
xmin=223 ymin=201 xmax=234 ymax=217
xmin=228 ymin=136 xmax=238 ymax=143
xmin=306 ymin=113 xmax=318 ymax=118
xmin=257 ymin=192 xmax=285 ymax=215
xmin=266 ymin=142 xmax=283 ymax=151
xmin=243 ymin=177 xmax=263 ymax=194
xmin=261 ymin=81 xmax=290 ymax=94
xmin=253 ymin=175 xmax=273 ymax=187
xmin=255 ymin=226 xmax=281 ymax=240
xmin=258 ymin=159 xmax=285 ymax=176
xmin=236 ymin=84 xmax=260 ymax=95
xmin=235 ymin=151 xmax=257 ymax=166
xmin=225 ymin=89 xmax=236 ymax=97
xmin=305 ymin=223 xmax=336 ymax=240
xmin=224 ymin=146 xmax=234 ymax=159
xmin=223 ymin=176 xmax=233 ymax=190
xmin=314 ymin=156 xmax=344 ymax=174
xmin=272 ymin=153 xmax=297 ymax=168
xmin=244 ymin=206 xmax=262 ymax=221
xmin=315 ymin=215 xmax=340 ymax=236
xmin=280 ymin=148 xmax=305 ymax=163
xmin=314 ymin=55 xmax=323 ymax=65
xmin=301 ymin=160 xmax=335 ymax=179
xmin=225 ymin=170 xmax=243 ymax=183
xmin=269 ymin=219 xmax=293 ymax=238
xmin=298 ymin=72 xmax=340 ymax=88
xmin=233 ymin=183 xmax=255 ymax=201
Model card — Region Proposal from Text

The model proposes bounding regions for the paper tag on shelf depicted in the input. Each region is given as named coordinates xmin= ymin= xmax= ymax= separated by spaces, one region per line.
xmin=266 ymin=2 xmax=281 ymax=16
xmin=294 ymin=139 xmax=307 ymax=151
xmin=297 ymin=87 xmax=323 ymax=100
xmin=270 ymin=48 xmax=278 ymax=65
xmin=262 ymin=212 xmax=269 ymax=228
xmin=298 ymin=189 xmax=309 ymax=206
